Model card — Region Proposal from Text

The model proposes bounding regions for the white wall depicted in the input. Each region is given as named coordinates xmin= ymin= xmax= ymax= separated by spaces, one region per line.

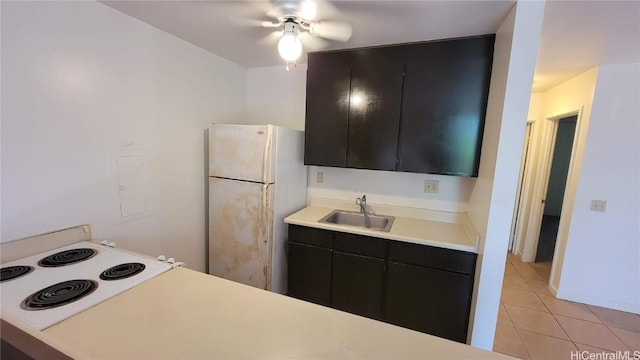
xmin=246 ymin=65 xmax=307 ymax=131
xmin=467 ymin=1 xmax=544 ymax=350
xmin=557 ymin=63 xmax=640 ymax=313
xmin=308 ymin=167 xmax=475 ymax=213
xmin=246 ymin=65 xmax=477 ymax=212
xmin=0 ymin=1 xmax=246 ymax=272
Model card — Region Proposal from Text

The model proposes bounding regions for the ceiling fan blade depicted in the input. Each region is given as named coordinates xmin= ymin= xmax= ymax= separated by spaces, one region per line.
xmin=229 ymin=17 xmax=280 ymax=28
xmin=299 ymin=32 xmax=328 ymax=52
xmin=310 ymin=21 xmax=353 ymax=42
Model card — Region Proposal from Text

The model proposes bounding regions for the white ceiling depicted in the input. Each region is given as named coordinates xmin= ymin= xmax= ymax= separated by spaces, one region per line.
xmin=102 ymin=0 xmax=640 ymax=93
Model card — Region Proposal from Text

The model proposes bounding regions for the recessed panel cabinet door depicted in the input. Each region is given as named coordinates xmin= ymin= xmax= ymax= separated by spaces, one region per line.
xmin=304 ymin=52 xmax=351 ymax=167
xmin=287 ymin=242 xmax=332 ymax=306
xmin=398 ymin=36 xmax=494 ymax=176
xmin=384 ymin=262 xmax=473 ymax=343
xmin=347 ymin=48 xmax=404 ymax=170
xmin=331 ymin=251 xmax=384 ymax=319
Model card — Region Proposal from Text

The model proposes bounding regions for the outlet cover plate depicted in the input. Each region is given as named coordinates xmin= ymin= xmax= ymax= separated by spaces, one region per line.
xmin=424 ymin=180 xmax=439 ymax=193
xmin=590 ymin=200 xmax=606 ymax=212
xmin=316 ymin=171 xmax=324 ymax=183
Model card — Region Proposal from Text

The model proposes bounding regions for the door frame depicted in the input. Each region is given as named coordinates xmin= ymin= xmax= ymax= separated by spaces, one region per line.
xmin=521 ymin=110 xmax=582 ymax=269
xmin=509 ymin=121 xmax=534 ymax=253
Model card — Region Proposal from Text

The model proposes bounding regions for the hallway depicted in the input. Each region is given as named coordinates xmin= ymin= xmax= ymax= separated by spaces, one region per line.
xmin=492 ymin=253 xmax=640 ymax=359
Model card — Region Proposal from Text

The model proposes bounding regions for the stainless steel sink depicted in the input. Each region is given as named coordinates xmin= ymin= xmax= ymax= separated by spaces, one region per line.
xmin=319 ymin=210 xmax=395 ymax=232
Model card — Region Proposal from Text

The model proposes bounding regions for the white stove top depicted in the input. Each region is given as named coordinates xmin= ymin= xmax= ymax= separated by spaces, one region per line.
xmin=0 ymin=241 xmax=172 ymax=330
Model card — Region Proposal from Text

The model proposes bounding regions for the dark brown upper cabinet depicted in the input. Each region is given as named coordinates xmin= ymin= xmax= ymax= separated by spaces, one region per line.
xmin=398 ymin=37 xmax=494 ymax=176
xmin=304 ymin=51 xmax=351 ymax=167
xmin=304 ymin=35 xmax=495 ymax=177
xmin=346 ymin=48 xmax=404 ymax=170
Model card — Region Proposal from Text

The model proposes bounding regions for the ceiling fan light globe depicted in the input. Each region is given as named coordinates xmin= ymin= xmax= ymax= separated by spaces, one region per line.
xmin=278 ymin=33 xmax=302 ymax=61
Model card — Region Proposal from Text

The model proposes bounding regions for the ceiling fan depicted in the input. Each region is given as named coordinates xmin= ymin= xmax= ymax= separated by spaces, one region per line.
xmin=235 ymin=0 xmax=353 ymax=69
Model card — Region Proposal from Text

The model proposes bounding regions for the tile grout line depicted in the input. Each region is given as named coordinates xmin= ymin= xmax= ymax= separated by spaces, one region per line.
xmin=500 ymin=253 xmax=640 ymax=357
xmin=518 ymin=257 xmax=637 ymax=353
xmin=501 ymin=256 xmax=533 ymax=359
xmin=498 ymin=300 xmax=532 ymax=359
xmin=604 ymin=324 xmax=637 ymax=351
xmin=505 ymin=306 xmax=573 ymax=342
xmin=511 ymin=324 xmax=533 ymax=359
xmin=511 ymin=257 xmax=580 ymax=356
xmin=505 ymin=256 xmax=577 ymax=351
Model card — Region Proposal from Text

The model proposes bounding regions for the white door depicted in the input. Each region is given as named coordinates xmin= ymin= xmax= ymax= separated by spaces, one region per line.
xmin=208 ymin=177 xmax=274 ymax=290
xmin=209 ymin=124 xmax=274 ymax=183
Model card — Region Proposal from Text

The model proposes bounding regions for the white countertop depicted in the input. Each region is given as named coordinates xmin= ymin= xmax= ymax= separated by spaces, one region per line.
xmin=284 ymin=205 xmax=478 ymax=253
xmin=41 ymin=267 xmax=510 ymax=359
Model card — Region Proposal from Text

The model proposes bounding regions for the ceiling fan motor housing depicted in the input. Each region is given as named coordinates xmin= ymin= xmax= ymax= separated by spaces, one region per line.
xmin=282 ymin=18 xmax=299 ymax=34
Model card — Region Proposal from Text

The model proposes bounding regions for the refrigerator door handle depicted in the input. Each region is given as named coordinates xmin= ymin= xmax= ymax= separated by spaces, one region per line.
xmin=260 ymin=184 xmax=269 ymax=243
xmin=262 ymin=125 xmax=273 ymax=183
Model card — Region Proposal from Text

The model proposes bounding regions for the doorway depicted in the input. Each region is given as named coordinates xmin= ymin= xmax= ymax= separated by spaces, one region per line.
xmin=535 ymin=115 xmax=577 ymax=263
xmin=509 ymin=122 xmax=533 ymax=252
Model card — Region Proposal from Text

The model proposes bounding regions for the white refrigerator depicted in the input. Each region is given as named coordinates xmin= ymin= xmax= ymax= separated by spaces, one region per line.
xmin=208 ymin=124 xmax=307 ymax=293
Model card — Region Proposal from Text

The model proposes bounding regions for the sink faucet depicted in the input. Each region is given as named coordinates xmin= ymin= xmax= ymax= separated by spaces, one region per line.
xmin=356 ymin=195 xmax=367 ymax=213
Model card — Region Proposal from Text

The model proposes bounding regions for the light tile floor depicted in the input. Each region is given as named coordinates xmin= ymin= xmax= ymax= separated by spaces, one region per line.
xmin=493 ymin=253 xmax=640 ymax=359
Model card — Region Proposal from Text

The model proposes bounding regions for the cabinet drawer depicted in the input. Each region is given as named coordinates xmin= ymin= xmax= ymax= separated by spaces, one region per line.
xmin=334 ymin=232 xmax=386 ymax=258
xmin=389 ymin=241 xmax=476 ymax=274
xmin=288 ymin=225 xmax=333 ymax=248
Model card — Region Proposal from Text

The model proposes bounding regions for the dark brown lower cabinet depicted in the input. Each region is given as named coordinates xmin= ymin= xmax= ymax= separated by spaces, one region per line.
xmin=385 ymin=262 xmax=473 ymax=343
xmin=331 ymin=251 xmax=385 ymax=319
xmin=287 ymin=242 xmax=332 ymax=306
xmin=287 ymin=225 xmax=476 ymax=343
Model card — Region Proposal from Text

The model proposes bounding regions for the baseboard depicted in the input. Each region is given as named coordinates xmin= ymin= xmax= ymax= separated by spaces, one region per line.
xmin=555 ymin=289 xmax=640 ymax=314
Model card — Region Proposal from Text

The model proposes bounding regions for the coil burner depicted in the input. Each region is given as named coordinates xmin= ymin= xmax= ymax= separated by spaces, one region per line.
xmin=100 ymin=263 xmax=146 ymax=281
xmin=38 ymin=248 xmax=97 ymax=267
xmin=0 ymin=266 xmax=34 ymax=282
xmin=21 ymin=279 xmax=98 ymax=311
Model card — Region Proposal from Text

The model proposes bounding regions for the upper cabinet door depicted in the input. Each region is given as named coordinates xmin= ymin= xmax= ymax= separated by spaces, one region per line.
xmin=304 ymin=52 xmax=351 ymax=167
xmin=347 ymin=48 xmax=404 ymax=171
xmin=398 ymin=36 xmax=494 ymax=176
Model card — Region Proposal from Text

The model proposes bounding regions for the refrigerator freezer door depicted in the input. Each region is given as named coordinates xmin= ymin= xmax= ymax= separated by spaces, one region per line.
xmin=209 ymin=124 xmax=274 ymax=183
xmin=208 ymin=177 xmax=274 ymax=290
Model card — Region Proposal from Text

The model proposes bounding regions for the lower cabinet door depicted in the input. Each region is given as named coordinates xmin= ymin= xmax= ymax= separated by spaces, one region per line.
xmin=384 ymin=262 xmax=473 ymax=343
xmin=331 ymin=251 xmax=385 ymax=319
xmin=287 ymin=242 xmax=332 ymax=306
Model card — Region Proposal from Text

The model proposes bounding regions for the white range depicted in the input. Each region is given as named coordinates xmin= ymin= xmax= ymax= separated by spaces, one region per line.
xmin=0 ymin=240 xmax=172 ymax=330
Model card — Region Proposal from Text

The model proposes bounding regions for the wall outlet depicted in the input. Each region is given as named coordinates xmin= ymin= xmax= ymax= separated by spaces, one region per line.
xmin=316 ymin=171 xmax=324 ymax=183
xmin=424 ymin=179 xmax=439 ymax=193
xmin=590 ymin=200 xmax=607 ymax=212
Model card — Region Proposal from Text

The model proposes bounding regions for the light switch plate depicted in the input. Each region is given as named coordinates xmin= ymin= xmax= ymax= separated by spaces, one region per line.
xmin=424 ymin=180 xmax=439 ymax=193
xmin=316 ymin=171 xmax=324 ymax=183
xmin=590 ymin=200 xmax=607 ymax=212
